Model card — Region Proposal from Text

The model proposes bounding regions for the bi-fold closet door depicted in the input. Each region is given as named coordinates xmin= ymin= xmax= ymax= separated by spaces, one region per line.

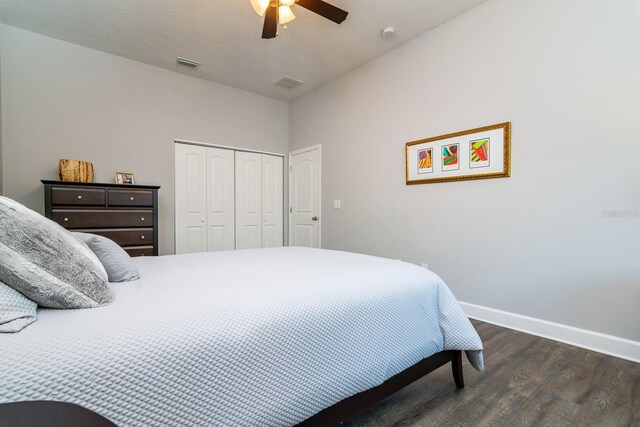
xmin=175 ymin=144 xmax=235 ymax=254
xmin=207 ymin=148 xmax=236 ymax=251
xmin=175 ymin=143 xmax=283 ymax=254
xmin=235 ymin=152 xmax=283 ymax=250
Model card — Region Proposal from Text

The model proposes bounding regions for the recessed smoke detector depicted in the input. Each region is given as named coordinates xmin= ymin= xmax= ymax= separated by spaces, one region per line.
xmin=273 ymin=76 xmax=305 ymax=89
xmin=382 ymin=27 xmax=396 ymax=39
xmin=176 ymin=57 xmax=201 ymax=69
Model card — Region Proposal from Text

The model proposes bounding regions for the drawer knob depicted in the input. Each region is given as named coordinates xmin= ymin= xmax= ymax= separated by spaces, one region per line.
xmin=141 ymin=217 xmax=145 ymax=221
xmin=130 ymin=197 xmax=134 ymax=201
xmin=64 ymin=217 xmax=69 ymax=222
xmin=141 ymin=235 xmax=145 ymax=239
xmin=77 ymin=195 xmax=82 ymax=200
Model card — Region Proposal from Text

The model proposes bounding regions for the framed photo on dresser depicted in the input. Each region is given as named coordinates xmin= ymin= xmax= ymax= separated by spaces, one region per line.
xmin=115 ymin=171 xmax=136 ymax=185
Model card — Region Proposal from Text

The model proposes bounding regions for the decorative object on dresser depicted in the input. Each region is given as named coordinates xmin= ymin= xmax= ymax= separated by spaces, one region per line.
xmin=115 ymin=171 xmax=135 ymax=185
xmin=42 ymin=180 xmax=160 ymax=257
xmin=58 ymin=159 xmax=94 ymax=183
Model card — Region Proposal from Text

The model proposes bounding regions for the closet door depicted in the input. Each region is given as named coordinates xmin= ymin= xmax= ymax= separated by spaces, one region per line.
xmin=206 ymin=147 xmax=235 ymax=251
xmin=175 ymin=143 xmax=207 ymax=254
xmin=235 ymin=151 xmax=262 ymax=249
xmin=261 ymin=154 xmax=283 ymax=248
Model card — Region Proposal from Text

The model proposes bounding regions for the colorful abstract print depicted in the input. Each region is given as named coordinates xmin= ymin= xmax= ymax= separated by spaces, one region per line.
xmin=418 ymin=148 xmax=433 ymax=174
xmin=442 ymin=144 xmax=459 ymax=171
xmin=470 ymin=138 xmax=490 ymax=168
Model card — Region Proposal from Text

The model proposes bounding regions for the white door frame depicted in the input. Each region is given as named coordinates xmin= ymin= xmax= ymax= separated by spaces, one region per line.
xmin=288 ymin=144 xmax=321 ymax=248
xmin=175 ymin=138 xmax=285 ymax=157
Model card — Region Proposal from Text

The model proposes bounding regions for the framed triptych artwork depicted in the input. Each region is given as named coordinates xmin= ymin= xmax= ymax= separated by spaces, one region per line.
xmin=406 ymin=122 xmax=511 ymax=185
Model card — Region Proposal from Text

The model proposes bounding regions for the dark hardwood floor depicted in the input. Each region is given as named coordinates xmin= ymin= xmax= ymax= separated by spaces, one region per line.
xmin=346 ymin=320 xmax=640 ymax=427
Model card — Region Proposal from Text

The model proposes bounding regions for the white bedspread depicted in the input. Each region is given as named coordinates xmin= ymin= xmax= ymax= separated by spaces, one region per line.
xmin=0 ymin=247 xmax=483 ymax=426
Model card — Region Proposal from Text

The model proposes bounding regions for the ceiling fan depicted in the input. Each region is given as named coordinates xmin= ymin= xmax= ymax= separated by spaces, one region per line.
xmin=250 ymin=0 xmax=348 ymax=39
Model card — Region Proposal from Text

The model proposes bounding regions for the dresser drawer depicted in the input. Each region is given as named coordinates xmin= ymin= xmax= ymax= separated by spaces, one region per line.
xmin=51 ymin=187 xmax=106 ymax=206
xmin=108 ymin=189 xmax=153 ymax=207
xmin=78 ymin=228 xmax=154 ymax=246
xmin=125 ymin=246 xmax=154 ymax=257
xmin=52 ymin=210 xmax=154 ymax=228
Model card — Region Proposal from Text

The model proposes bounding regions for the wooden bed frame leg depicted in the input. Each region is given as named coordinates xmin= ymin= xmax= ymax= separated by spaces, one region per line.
xmin=452 ymin=350 xmax=464 ymax=389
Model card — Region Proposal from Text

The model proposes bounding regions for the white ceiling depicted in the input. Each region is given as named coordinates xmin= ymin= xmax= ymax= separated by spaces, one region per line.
xmin=0 ymin=0 xmax=487 ymax=101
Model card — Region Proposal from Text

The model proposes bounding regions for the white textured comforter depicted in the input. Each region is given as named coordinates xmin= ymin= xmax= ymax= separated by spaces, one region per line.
xmin=0 ymin=247 xmax=483 ymax=426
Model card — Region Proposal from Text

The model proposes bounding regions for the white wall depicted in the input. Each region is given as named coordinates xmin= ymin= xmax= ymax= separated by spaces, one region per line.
xmin=0 ymin=24 xmax=289 ymax=255
xmin=0 ymin=43 xmax=3 ymax=195
xmin=290 ymin=0 xmax=640 ymax=341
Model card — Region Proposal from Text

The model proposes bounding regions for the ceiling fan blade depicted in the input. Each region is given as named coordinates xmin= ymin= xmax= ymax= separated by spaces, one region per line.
xmin=296 ymin=0 xmax=348 ymax=24
xmin=262 ymin=5 xmax=278 ymax=39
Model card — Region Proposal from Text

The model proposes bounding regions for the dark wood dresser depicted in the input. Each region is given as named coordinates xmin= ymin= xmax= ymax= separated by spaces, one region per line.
xmin=42 ymin=180 xmax=160 ymax=256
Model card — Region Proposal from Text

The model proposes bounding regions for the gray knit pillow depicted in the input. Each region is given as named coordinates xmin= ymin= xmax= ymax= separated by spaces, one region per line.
xmin=0 ymin=280 xmax=37 ymax=333
xmin=73 ymin=233 xmax=140 ymax=282
xmin=0 ymin=196 xmax=112 ymax=309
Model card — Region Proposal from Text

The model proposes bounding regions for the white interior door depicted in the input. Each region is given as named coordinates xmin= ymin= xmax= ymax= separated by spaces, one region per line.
xmin=261 ymin=154 xmax=283 ymax=248
xmin=235 ymin=151 xmax=262 ymax=249
xmin=206 ymin=147 xmax=235 ymax=251
xmin=175 ymin=143 xmax=207 ymax=254
xmin=289 ymin=145 xmax=321 ymax=248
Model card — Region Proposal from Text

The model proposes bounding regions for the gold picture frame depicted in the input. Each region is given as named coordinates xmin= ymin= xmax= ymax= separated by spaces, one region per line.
xmin=115 ymin=171 xmax=136 ymax=185
xmin=406 ymin=122 xmax=511 ymax=185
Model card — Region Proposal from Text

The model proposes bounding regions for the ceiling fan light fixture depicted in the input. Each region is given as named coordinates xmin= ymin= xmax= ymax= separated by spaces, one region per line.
xmin=278 ymin=5 xmax=295 ymax=24
xmin=258 ymin=0 xmax=347 ymax=39
xmin=250 ymin=0 xmax=270 ymax=16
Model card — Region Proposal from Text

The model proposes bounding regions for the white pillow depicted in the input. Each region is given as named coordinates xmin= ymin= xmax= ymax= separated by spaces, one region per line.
xmin=73 ymin=233 xmax=140 ymax=282
xmin=0 ymin=280 xmax=37 ymax=333
xmin=0 ymin=196 xmax=111 ymax=309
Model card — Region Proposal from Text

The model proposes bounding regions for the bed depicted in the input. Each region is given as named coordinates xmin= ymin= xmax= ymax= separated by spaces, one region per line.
xmin=0 ymin=247 xmax=483 ymax=426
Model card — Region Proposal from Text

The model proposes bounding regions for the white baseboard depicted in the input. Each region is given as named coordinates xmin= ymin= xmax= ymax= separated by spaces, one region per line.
xmin=459 ymin=301 xmax=640 ymax=363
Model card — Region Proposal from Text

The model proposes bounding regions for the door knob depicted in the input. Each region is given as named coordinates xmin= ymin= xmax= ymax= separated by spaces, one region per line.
xmin=312 ymin=216 xmax=318 ymax=221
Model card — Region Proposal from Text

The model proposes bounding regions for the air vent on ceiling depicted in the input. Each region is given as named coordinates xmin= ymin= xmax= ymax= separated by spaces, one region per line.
xmin=273 ymin=76 xmax=304 ymax=89
xmin=176 ymin=57 xmax=201 ymax=69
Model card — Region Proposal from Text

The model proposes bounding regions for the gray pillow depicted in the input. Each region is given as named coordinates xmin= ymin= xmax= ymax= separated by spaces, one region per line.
xmin=0 ymin=280 xmax=37 ymax=333
xmin=73 ymin=232 xmax=140 ymax=282
xmin=0 ymin=196 xmax=112 ymax=309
